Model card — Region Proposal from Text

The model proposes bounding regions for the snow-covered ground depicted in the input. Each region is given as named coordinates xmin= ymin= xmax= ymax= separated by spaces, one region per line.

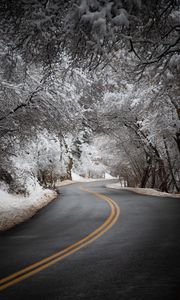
xmin=71 ymin=171 xmax=116 ymax=182
xmin=106 ymin=183 xmax=180 ymax=198
xmin=71 ymin=172 xmax=99 ymax=182
xmin=0 ymin=186 xmax=57 ymax=231
xmin=104 ymin=173 xmax=118 ymax=180
xmin=56 ymin=179 xmax=74 ymax=187
xmin=0 ymin=178 xmax=77 ymax=231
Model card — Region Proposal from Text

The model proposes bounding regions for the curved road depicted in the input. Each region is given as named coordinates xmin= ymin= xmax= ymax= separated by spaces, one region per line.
xmin=0 ymin=181 xmax=180 ymax=300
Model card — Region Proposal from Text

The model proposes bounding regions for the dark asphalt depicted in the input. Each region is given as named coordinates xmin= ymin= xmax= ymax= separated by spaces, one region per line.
xmin=0 ymin=181 xmax=180 ymax=300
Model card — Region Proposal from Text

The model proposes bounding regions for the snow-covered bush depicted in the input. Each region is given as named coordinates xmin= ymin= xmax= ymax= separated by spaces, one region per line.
xmin=0 ymin=130 xmax=72 ymax=194
xmin=72 ymin=140 xmax=107 ymax=179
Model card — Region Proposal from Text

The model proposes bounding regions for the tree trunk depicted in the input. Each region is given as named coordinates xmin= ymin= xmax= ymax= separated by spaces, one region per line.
xmin=150 ymin=163 xmax=156 ymax=188
xmin=174 ymin=132 xmax=180 ymax=153
xmin=140 ymin=155 xmax=151 ymax=188
xmin=164 ymin=139 xmax=180 ymax=192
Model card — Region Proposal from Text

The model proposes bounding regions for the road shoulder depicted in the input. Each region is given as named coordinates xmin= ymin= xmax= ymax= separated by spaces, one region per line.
xmin=106 ymin=183 xmax=180 ymax=198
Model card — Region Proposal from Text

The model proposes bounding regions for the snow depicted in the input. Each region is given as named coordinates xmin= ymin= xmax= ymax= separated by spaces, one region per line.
xmin=71 ymin=171 xmax=117 ymax=182
xmin=0 ymin=186 xmax=57 ymax=231
xmin=112 ymin=12 xmax=129 ymax=27
xmin=106 ymin=183 xmax=180 ymax=198
xmin=56 ymin=179 xmax=73 ymax=187
xmin=71 ymin=172 xmax=105 ymax=182
xmin=4 ymin=129 xmax=71 ymax=194
xmin=104 ymin=173 xmax=117 ymax=179
xmin=71 ymin=172 xmax=91 ymax=182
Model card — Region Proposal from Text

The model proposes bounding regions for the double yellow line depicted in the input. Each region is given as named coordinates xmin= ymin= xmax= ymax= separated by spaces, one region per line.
xmin=0 ymin=186 xmax=120 ymax=291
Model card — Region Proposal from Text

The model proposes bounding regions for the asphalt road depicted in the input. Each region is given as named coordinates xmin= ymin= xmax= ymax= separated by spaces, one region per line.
xmin=0 ymin=181 xmax=180 ymax=300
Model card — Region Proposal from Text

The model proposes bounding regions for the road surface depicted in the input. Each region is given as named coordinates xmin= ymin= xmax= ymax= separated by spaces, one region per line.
xmin=0 ymin=181 xmax=180 ymax=300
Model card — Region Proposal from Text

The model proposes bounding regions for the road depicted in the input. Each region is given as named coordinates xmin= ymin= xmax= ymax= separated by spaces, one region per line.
xmin=0 ymin=181 xmax=180 ymax=300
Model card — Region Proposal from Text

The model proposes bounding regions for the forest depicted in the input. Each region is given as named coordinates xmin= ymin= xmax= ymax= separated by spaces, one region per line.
xmin=0 ymin=0 xmax=179 ymax=195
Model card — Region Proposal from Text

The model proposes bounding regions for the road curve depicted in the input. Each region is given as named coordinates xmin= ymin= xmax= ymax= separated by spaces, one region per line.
xmin=0 ymin=181 xmax=180 ymax=300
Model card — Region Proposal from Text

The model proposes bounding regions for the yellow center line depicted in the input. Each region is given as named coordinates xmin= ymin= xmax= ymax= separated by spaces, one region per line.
xmin=0 ymin=186 xmax=120 ymax=291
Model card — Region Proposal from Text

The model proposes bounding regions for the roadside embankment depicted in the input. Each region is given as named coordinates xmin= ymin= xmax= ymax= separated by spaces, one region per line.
xmin=0 ymin=179 xmax=76 ymax=231
xmin=0 ymin=188 xmax=57 ymax=231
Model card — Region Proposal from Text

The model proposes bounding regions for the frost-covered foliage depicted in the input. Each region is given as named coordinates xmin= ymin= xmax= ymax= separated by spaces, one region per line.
xmin=0 ymin=0 xmax=179 ymax=70
xmin=0 ymin=50 xmax=85 ymax=138
xmin=0 ymin=46 xmax=94 ymax=193
xmin=93 ymin=69 xmax=180 ymax=192
xmin=72 ymin=142 xmax=106 ymax=178
xmin=0 ymin=0 xmax=72 ymax=65
xmin=0 ymin=130 xmax=72 ymax=194
xmin=65 ymin=124 xmax=107 ymax=179
xmin=0 ymin=0 xmax=179 ymax=195
xmin=0 ymin=0 xmax=130 ymax=66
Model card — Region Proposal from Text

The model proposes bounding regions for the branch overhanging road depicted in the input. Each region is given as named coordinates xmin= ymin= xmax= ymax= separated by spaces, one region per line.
xmin=0 ymin=181 xmax=180 ymax=300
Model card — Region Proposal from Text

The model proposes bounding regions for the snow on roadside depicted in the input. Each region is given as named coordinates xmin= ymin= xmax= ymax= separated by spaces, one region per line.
xmin=71 ymin=172 xmax=106 ymax=182
xmin=106 ymin=183 xmax=180 ymax=198
xmin=71 ymin=172 xmax=90 ymax=182
xmin=56 ymin=179 xmax=74 ymax=187
xmin=0 ymin=186 xmax=57 ymax=231
xmin=104 ymin=173 xmax=118 ymax=179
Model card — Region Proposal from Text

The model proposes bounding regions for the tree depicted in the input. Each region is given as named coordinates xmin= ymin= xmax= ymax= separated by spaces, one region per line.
xmin=91 ymin=65 xmax=180 ymax=192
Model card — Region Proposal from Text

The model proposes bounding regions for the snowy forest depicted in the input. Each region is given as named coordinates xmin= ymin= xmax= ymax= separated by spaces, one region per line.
xmin=0 ymin=0 xmax=179 ymax=195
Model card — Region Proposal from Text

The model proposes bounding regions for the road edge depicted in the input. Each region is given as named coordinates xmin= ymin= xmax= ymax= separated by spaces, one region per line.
xmin=106 ymin=184 xmax=180 ymax=198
